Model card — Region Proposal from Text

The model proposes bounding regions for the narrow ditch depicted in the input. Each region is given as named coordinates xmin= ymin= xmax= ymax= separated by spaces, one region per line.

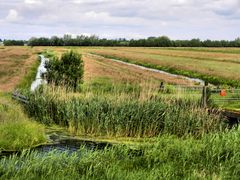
xmin=88 ymin=53 xmax=206 ymax=86
xmin=30 ymin=55 xmax=48 ymax=91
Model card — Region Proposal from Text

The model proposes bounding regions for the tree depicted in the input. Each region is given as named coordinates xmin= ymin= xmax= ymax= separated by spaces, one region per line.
xmin=156 ymin=36 xmax=172 ymax=47
xmin=45 ymin=57 xmax=62 ymax=85
xmin=61 ymin=51 xmax=84 ymax=91
xmin=189 ymin=39 xmax=201 ymax=47
xmin=234 ymin=37 xmax=240 ymax=47
xmin=3 ymin=39 xmax=24 ymax=46
xmin=45 ymin=51 xmax=84 ymax=92
xmin=25 ymin=35 xmax=240 ymax=47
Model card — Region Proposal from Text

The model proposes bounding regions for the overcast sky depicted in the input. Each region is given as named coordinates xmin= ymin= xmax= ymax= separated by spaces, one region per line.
xmin=0 ymin=0 xmax=239 ymax=40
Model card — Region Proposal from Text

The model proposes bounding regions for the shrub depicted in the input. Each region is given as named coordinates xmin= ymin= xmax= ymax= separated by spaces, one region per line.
xmin=45 ymin=50 xmax=84 ymax=92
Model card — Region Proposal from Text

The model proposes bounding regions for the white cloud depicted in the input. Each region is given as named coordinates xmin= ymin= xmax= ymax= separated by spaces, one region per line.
xmin=24 ymin=0 xmax=42 ymax=5
xmin=84 ymin=11 xmax=109 ymax=19
xmin=5 ymin=9 xmax=21 ymax=22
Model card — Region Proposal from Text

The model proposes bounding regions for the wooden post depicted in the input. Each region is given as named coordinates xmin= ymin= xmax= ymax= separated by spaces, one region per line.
xmin=159 ymin=82 xmax=164 ymax=92
xmin=201 ymin=82 xmax=208 ymax=108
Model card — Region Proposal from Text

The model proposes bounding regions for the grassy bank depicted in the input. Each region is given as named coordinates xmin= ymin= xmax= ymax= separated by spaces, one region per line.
xmin=1 ymin=128 xmax=240 ymax=179
xmin=17 ymin=56 xmax=40 ymax=90
xmin=0 ymin=93 xmax=46 ymax=151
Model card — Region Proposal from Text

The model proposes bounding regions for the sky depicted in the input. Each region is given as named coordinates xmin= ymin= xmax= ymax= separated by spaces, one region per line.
xmin=0 ymin=0 xmax=239 ymax=40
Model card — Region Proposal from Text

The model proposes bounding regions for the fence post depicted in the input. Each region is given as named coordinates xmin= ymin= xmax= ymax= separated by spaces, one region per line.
xmin=201 ymin=82 xmax=209 ymax=108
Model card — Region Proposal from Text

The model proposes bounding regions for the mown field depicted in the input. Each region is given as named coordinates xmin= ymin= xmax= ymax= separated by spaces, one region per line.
xmin=0 ymin=46 xmax=240 ymax=179
xmin=86 ymin=47 xmax=240 ymax=87
xmin=0 ymin=47 xmax=42 ymax=92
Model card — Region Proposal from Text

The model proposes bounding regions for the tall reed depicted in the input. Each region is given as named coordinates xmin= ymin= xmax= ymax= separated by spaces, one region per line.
xmin=25 ymin=86 xmax=225 ymax=138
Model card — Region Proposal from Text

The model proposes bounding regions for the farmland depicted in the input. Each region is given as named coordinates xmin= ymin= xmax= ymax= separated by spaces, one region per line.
xmin=0 ymin=46 xmax=240 ymax=179
xmin=0 ymin=47 xmax=42 ymax=92
xmin=88 ymin=47 xmax=240 ymax=87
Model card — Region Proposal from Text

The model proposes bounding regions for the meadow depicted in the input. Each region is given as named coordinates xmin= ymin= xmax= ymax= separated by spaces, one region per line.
xmin=87 ymin=47 xmax=240 ymax=87
xmin=0 ymin=46 xmax=240 ymax=179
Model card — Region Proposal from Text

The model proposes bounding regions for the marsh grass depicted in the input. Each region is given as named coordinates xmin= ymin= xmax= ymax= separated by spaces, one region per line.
xmin=25 ymin=85 xmax=225 ymax=138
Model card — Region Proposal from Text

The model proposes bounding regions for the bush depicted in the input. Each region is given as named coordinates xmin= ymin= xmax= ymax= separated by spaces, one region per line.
xmin=45 ymin=50 xmax=84 ymax=92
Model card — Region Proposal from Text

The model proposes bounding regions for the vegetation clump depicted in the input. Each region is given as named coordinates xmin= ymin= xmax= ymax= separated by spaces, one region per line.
xmin=45 ymin=50 xmax=84 ymax=92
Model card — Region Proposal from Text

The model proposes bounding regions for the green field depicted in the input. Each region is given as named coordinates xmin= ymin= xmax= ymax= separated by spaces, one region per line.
xmin=88 ymin=47 xmax=240 ymax=87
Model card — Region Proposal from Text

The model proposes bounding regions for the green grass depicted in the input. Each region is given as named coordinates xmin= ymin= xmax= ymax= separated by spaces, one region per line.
xmin=164 ymin=47 xmax=240 ymax=54
xmin=1 ymin=128 xmax=240 ymax=179
xmin=16 ymin=56 xmax=40 ymax=90
xmin=82 ymin=77 xmax=141 ymax=94
xmin=42 ymin=50 xmax=56 ymax=58
xmin=210 ymin=89 xmax=240 ymax=111
xmin=0 ymin=93 xmax=46 ymax=151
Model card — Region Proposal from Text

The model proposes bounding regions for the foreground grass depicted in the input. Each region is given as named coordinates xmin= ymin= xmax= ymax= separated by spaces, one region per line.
xmin=0 ymin=93 xmax=46 ymax=151
xmin=1 ymin=128 xmax=240 ymax=179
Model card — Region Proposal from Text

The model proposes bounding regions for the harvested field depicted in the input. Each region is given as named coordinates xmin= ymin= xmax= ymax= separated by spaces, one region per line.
xmin=88 ymin=47 xmax=240 ymax=85
xmin=0 ymin=47 xmax=42 ymax=92
xmin=84 ymin=54 xmax=193 ymax=86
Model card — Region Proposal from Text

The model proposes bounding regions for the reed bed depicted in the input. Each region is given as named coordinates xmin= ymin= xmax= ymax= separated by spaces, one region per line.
xmin=25 ymin=86 xmax=225 ymax=138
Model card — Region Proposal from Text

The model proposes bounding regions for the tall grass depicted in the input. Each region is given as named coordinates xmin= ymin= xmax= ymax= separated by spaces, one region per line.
xmin=1 ymin=128 xmax=239 ymax=179
xmin=0 ymin=93 xmax=46 ymax=151
xmin=25 ymin=86 xmax=225 ymax=138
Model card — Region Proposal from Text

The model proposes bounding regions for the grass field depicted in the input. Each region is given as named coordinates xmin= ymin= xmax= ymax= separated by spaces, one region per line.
xmin=87 ymin=47 xmax=240 ymax=87
xmin=0 ymin=47 xmax=42 ymax=92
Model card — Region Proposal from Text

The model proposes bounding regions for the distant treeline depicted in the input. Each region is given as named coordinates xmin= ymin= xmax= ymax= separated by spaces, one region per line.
xmin=2 ymin=35 xmax=240 ymax=47
xmin=28 ymin=35 xmax=240 ymax=47
xmin=3 ymin=40 xmax=25 ymax=46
